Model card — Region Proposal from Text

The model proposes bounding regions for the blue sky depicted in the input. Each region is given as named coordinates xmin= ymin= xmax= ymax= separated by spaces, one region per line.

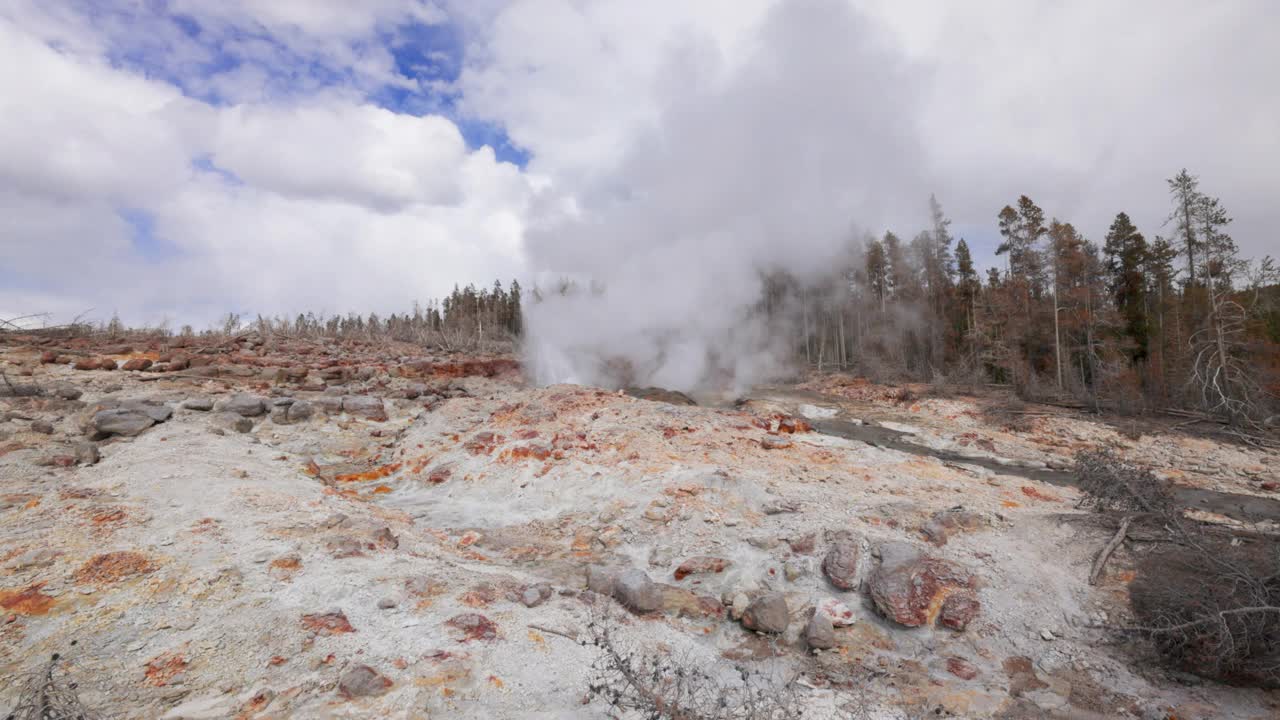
xmin=91 ymin=1 xmax=529 ymax=167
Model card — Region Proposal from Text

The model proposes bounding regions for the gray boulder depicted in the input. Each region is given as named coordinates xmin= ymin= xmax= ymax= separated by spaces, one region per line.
xmin=612 ymin=569 xmax=663 ymax=614
xmin=805 ymin=609 xmax=836 ymax=649
xmin=219 ymin=394 xmax=266 ymax=417
xmin=90 ymin=408 xmax=155 ymax=438
xmin=51 ymin=382 xmax=82 ymax=400
xmin=271 ymin=400 xmax=314 ymax=425
xmin=123 ymin=401 xmax=172 ymax=423
xmin=182 ymin=397 xmax=214 ymax=411
xmin=337 ymin=665 xmax=391 ymax=699
xmin=741 ymin=593 xmax=790 ymax=633
xmin=342 ymin=395 xmax=387 ymax=421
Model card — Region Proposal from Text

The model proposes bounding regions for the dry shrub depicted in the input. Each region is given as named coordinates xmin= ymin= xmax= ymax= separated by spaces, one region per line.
xmin=1073 ymin=448 xmax=1173 ymax=515
xmin=1075 ymin=451 xmax=1280 ymax=688
xmin=582 ymin=613 xmax=805 ymax=720
xmin=980 ymin=398 xmax=1033 ymax=433
xmin=886 ymin=386 xmax=917 ymax=405
xmin=1129 ymin=533 xmax=1280 ymax=688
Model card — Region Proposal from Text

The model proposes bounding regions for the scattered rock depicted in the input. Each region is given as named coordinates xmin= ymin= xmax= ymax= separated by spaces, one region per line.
xmin=1040 ymin=628 xmax=1057 ymax=642
xmin=445 ymin=613 xmax=498 ymax=642
xmin=182 ymin=398 xmax=213 ymax=411
xmin=624 ymin=387 xmax=696 ymax=405
xmin=377 ymin=598 xmax=397 ymax=610
xmin=741 ymin=593 xmax=789 ymax=633
xmin=231 ymin=416 xmax=254 ymax=433
xmin=301 ymin=610 xmax=355 ymax=635
xmin=121 ymin=358 xmax=153 ymax=371
xmin=868 ymin=542 xmax=976 ymax=629
xmin=816 ymin=597 xmax=856 ymax=627
xmin=220 ymin=394 xmax=266 ymax=417
xmin=520 ymin=584 xmax=553 ymax=608
xmin=673 ymin=556 xmax=731 ymax=581
xmin=821 ymin=533 xmax=862 ymax=590
xmin=760 ymin=436 xmax=792 ymax=450
xmin=613 ymin=569 xmax=663 ymax=614
xmin=74 ymin=441 xmax=100 ymax=466
xmin=805 ymin=609 xmax=836 ymax=649
xmin=921 ymin=507 xmax=985 ymax=546
xmin=337 ymin=665 xmax=391 ymax=699
xmin=342 ymin=396 xmax=387 ymax=421
xmin=30 ymin=420 xmax=54 ymax=434
xmin=73 ymin=358 xmax=102 ymax=371
xmin=786 ymin=533 xmax=816 ymax=554
xmin=270 ymin=400 xmax=314 ymax=425
xmin=586 ymin=565 xmax=618 ymax=595
xmin=124 ymin=401 xmax=173 ymax=423
xmin=90 ymin=408 xmax=156 ymax=438
xmin=51 ymin=382 xmax=82 ymax=400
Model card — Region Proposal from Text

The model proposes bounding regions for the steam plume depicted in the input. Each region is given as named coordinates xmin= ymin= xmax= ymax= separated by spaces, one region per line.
xmin=523 ymin=0 xmax=926 ymax=391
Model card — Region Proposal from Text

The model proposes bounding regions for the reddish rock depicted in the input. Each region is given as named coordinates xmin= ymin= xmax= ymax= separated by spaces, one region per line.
xmin=673 ymin=556 xmax=730 ymax=581
xmin=786 ymin=533 xmax=816 ymax=554
xmin=760 ymin=436 xmax=792 ymax=450
xmin=97 ymin=358 xmax=118 ymax=370
xmin=445 ymin=613 xmax=498 ymax=642
xmin=39 ymin=351 xmax=57 ymax=364
xmin=946 ymin=657 xmax=979 ymax=680
xmin=73 ymin=358 xmax=102 ymax=371
xmin=939 ymin=592 xmax=981 ymax=630
xmin=868 ymin=542 xmax=975 ymax=628
xmin=301 ymin=611 xmax=355 ymax=635
xmin=337 ymin=665 xmax=391 ymax=699
xmin=822 ymin=533 xmax=862 ymax=590
xmin=122 ymin=358 xmax=153 ymax=371
xmin=168 ymin=355 xmax=191 ymax=371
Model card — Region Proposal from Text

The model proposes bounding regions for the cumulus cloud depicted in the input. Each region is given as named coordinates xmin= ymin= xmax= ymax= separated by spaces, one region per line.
xmin=0 ymin=8 xmax=532 ymax=327
xmin=2 ymin=0 xmax=1277 ymax=352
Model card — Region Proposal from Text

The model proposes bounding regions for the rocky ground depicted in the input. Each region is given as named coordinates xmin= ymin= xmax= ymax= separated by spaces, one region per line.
xmin=1 ymin=333 xmax=1278 ymax=719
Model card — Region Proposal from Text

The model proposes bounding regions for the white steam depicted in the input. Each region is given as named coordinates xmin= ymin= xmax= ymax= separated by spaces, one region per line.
xmin=523 ymin=0 xmax=926 ymax=391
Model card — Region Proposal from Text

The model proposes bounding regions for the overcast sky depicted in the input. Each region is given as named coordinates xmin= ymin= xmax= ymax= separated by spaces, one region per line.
xmin=2 ymin=0 xmax=1276 ymax=329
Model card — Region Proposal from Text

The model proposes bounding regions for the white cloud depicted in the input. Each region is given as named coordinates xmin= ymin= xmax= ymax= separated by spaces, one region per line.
xmin=0 ymin=11 xmax=533 ymax=328
xmin=2 ymin=0 xmax=1277 ymax=337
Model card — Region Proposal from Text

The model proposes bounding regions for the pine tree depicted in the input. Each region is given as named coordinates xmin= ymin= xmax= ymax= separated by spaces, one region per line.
xmin=1103 ymin=212 xmax=1149 ymax=361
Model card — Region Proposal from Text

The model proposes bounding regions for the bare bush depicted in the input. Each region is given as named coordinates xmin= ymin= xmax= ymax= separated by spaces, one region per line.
xmin=1072 ymin=448 xmax=1173 ymax=515
xmin=1128 ymin=531 xmax=1280 ymax=687
xmin=580 ymin=612 xmax=805 ymax=720
xmin=5 ymin=650 xmax=99 ymax=720
xmin=1074 ymin=451 xmax=1280 ymax=687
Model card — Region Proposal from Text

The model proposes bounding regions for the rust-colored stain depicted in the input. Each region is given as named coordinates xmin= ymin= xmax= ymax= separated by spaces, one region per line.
xmin=446 ymin=613 xmax=497 ymax=642
xmin=1020 ymin=486 xmax=1061 ymax=503
xmin=144 ymin=651 xmax=188 ymax=687
xmin=1001 ymin=500 xmax=1021 ymax=509
xmin=371 ymin=484 xmax=393 ymax=494
xmin=499 ymin=444 xmax=552 ymax=462
xmin=0 ymin=583 xmax=55 ymax=615
xmin=335 ymin=462 xmax=402 ymax=483
xmin=74 ymin=551 xmax=155 ymax=585
xmin=90 ymin=507 xmax=128 ymax=524
xmin=301 ymin=611 xmax=355 ymax=635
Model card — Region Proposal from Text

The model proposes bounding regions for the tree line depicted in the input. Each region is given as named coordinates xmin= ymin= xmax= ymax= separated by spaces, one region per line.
xmin=778 ymin=170 xmax=1279 ymax=427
